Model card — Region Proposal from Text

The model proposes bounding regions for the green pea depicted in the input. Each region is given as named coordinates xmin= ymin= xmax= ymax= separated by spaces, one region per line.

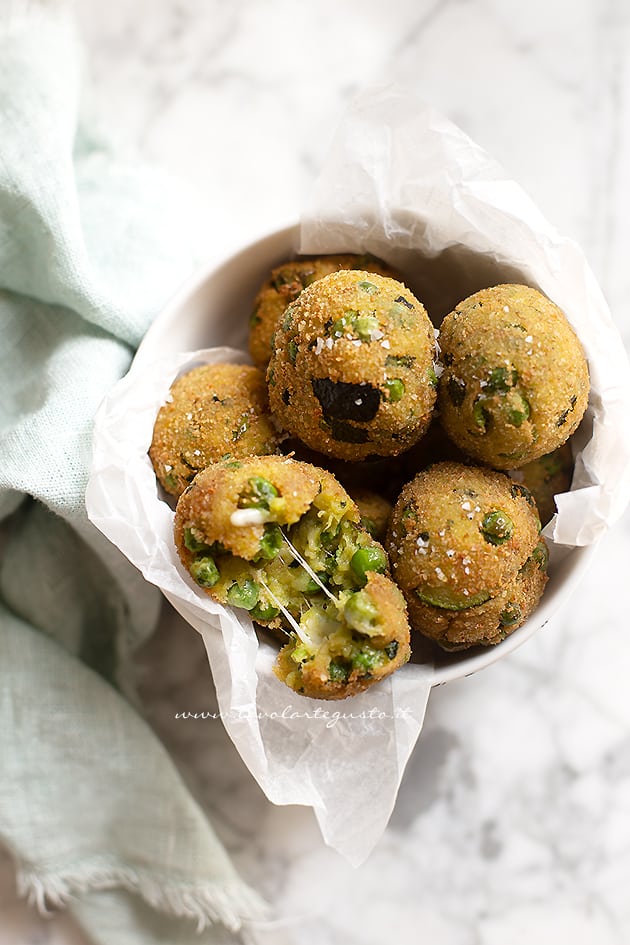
xmin=329 ymin=659 xmax=351 ymax=682
xmin=240 ymin=476 xmax=279 ymax=510
xmin=384 ymin=378 xmax=405 ymax=402
xmin=350 ymin=547 xmax=388 ymax=585
xmin=357 ymin=280 xmax=378 ymax=294
xmin=415 ymin=586 xmax=490 ymax=610
xmin=255 ymin=524 xmax=283 ymax=561
xmin=288 ymin=340 xmax=298 ymax=363
xmin=227 ymin=579 xmax=260 ymax=611
xmin=505 ymin=392 xmax=530 ymax=427
xmin=427 ymin=366 xmax=438 ymax=388
xmin=291 ymin=642 xmax=313 ymax=664
xmin=331 ymin=316 xmax=349 ymax=337
xmin=352 ymin=646 xmax=383 ymax=673
xmin=163 ymin=471 xmax=179 ymax=491
xmin=499 ymin=603 xmax=522 ymax=627
xmin=183 ymin=527 xmax=210 ymax=553
xmin=473 ymin=397 xmax=492 ymax=432
xmin=189 ymin=556 xmax=219 ymax=588
xmin=344 ymin=590 xmax=379 ymax=632
xmin=250 ymin=602 xmax=280 ymax=621
xmin=531 ymin=541 xmax=549 ymax=571
xmin=481 ymin=510 xmax=514 ymax=545
xmin=486 ymin=366 xmax=515 ymax=392
xmin=353 ymin=314 xmax=379 ymax=341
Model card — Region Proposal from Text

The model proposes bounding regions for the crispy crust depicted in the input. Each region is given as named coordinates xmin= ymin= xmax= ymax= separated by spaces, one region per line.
xmin=268 ymin=270 xmax=437 ymax=460
xmin=386 ymin=461 xmax=545 ymax=649
xmin=438 ymin=284 xmax=589 ymax=469
xmin=150 ymin=363 xmax=279 ymax=497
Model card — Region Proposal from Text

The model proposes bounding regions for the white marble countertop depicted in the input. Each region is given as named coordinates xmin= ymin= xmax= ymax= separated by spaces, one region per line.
xmin=3 ymin=1 xmax=630 ymax=942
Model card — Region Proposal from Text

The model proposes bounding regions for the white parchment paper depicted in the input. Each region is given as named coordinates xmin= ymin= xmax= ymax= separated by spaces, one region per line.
xmin=87 ymin=90 xmax=630 ymax=866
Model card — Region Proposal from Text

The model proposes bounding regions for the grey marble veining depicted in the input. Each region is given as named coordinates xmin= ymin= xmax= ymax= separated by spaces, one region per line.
xmin=2 ymin=0 xmax=630 ymax=942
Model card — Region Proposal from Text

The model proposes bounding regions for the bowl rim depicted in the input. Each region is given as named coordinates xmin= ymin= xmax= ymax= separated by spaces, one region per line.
xmin=133 ymin=221 xmax=597 ymax=689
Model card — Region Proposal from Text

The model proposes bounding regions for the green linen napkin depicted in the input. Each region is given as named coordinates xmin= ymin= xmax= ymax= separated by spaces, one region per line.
xmin=0 ymin=4 xmax=266 ymax=940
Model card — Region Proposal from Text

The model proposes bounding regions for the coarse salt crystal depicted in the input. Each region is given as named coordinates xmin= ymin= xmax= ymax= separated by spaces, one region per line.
xmin=370 ymin=328 xmax=384 ymax=341
xmin=435 ymin=567 xmax=447 ymax=582
xmin=503 ymin=306 xmax=509 ymax=313
xmin=461 ymin=501 xmax=471 ymax=511
xmin=525 ymin=335 xmax=533 ymax=343
xmin=314 ymin=338 xmax=325 ymax=355
xmin=381 ymin=340 xmax=391 ymax=349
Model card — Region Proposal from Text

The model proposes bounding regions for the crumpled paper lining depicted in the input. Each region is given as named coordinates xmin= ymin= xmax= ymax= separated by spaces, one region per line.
xmin=87 ymin=91 xmax=630 ymax=866
xmin=87 ymin=345 xmax=433 ymax=866
xmin=300 ymin=89 xmax=630 ymax=545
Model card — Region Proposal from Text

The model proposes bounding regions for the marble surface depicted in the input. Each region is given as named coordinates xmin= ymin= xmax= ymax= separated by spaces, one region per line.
xmin=3 ymin=0 xmax=630 ymax=942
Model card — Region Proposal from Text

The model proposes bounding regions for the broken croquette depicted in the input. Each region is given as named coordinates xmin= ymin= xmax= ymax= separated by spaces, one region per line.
xmin=268 ymin=270 xmax=438 ymax=461
xmin=149 ymin=363 xmax=280 ymax=497
xmin=174 ymin=455 xmax=411 ymax=700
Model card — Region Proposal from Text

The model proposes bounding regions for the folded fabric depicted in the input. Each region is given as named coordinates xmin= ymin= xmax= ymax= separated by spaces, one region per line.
xmin=0 ymin=3 xmax=266 ymax=938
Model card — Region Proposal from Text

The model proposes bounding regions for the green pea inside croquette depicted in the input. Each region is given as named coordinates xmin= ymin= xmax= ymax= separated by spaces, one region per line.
xmin=190 ymin=556 xmax=220 ymax=588
xmin=486 ymin=366 xmax=518 ymax=392
xmin=329 ymin=659 xmax=351 ymax=682
xmin=499 ymin=602 xmax=522 ymax=627
xmin=256 ymin=523 xmax=284 ymax=561
xmin=530 ymin=541 xmax=549 ymax=571
xmin=504 ymin=391 xmax=530 ymax=427
xmin=473 ymin=397 xmax=491 ymax=432
xmin=352 ymin=645 xmax=386 ymax=672
xmin=415 ymin=586 xmax=491 ymax=611
xmin=344 ymin=590 xmax=379 ymax=633
xmin=384 ymin=378 xmax=405 ymax=402
xmin=350 ymin=547 xmax=388 ymax=585
xmin=184 ymin=526 xmax=211 ymax=553
xmin=358 ymin=280 xmax=378 ymax=294
xmin=353 ymin=314 xmax=379 ymax=341
xmin=227 ymin=579 xmax=260 ymax=611
xmin=250 ymin=602 xmax=281 ymax=621
xmin=481 ymin=510 xmax=514 ymax=545
xmin=239 ymin=476 xmax=279 ymax=509
xmin=288 ymin=340 xmax=299 ymax=363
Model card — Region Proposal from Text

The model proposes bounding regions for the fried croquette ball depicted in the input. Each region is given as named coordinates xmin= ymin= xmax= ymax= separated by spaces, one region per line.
xmin=249 ymin=254 xmax=397 ymax=368
xmin=438 ymin=284 xmax=589 ymax=469
xmin=174 ymin=455 xmax=411 ymax=700
xmin=508 ymin=441 xmax=574 ymax=526
xmin=346 ymin=487 xmax=392 ymax=542
xmin=268 ymin=270 xmax=438 ymax=461
xmin=150 ymin=363 xmax=280 ymax=497
xmin=386 ymin=462 xmax=547 ymax=650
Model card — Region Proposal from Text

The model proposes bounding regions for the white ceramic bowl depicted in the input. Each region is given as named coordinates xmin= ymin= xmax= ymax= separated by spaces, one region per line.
xmin=133 ymin=223 xmax=597 ymax=687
